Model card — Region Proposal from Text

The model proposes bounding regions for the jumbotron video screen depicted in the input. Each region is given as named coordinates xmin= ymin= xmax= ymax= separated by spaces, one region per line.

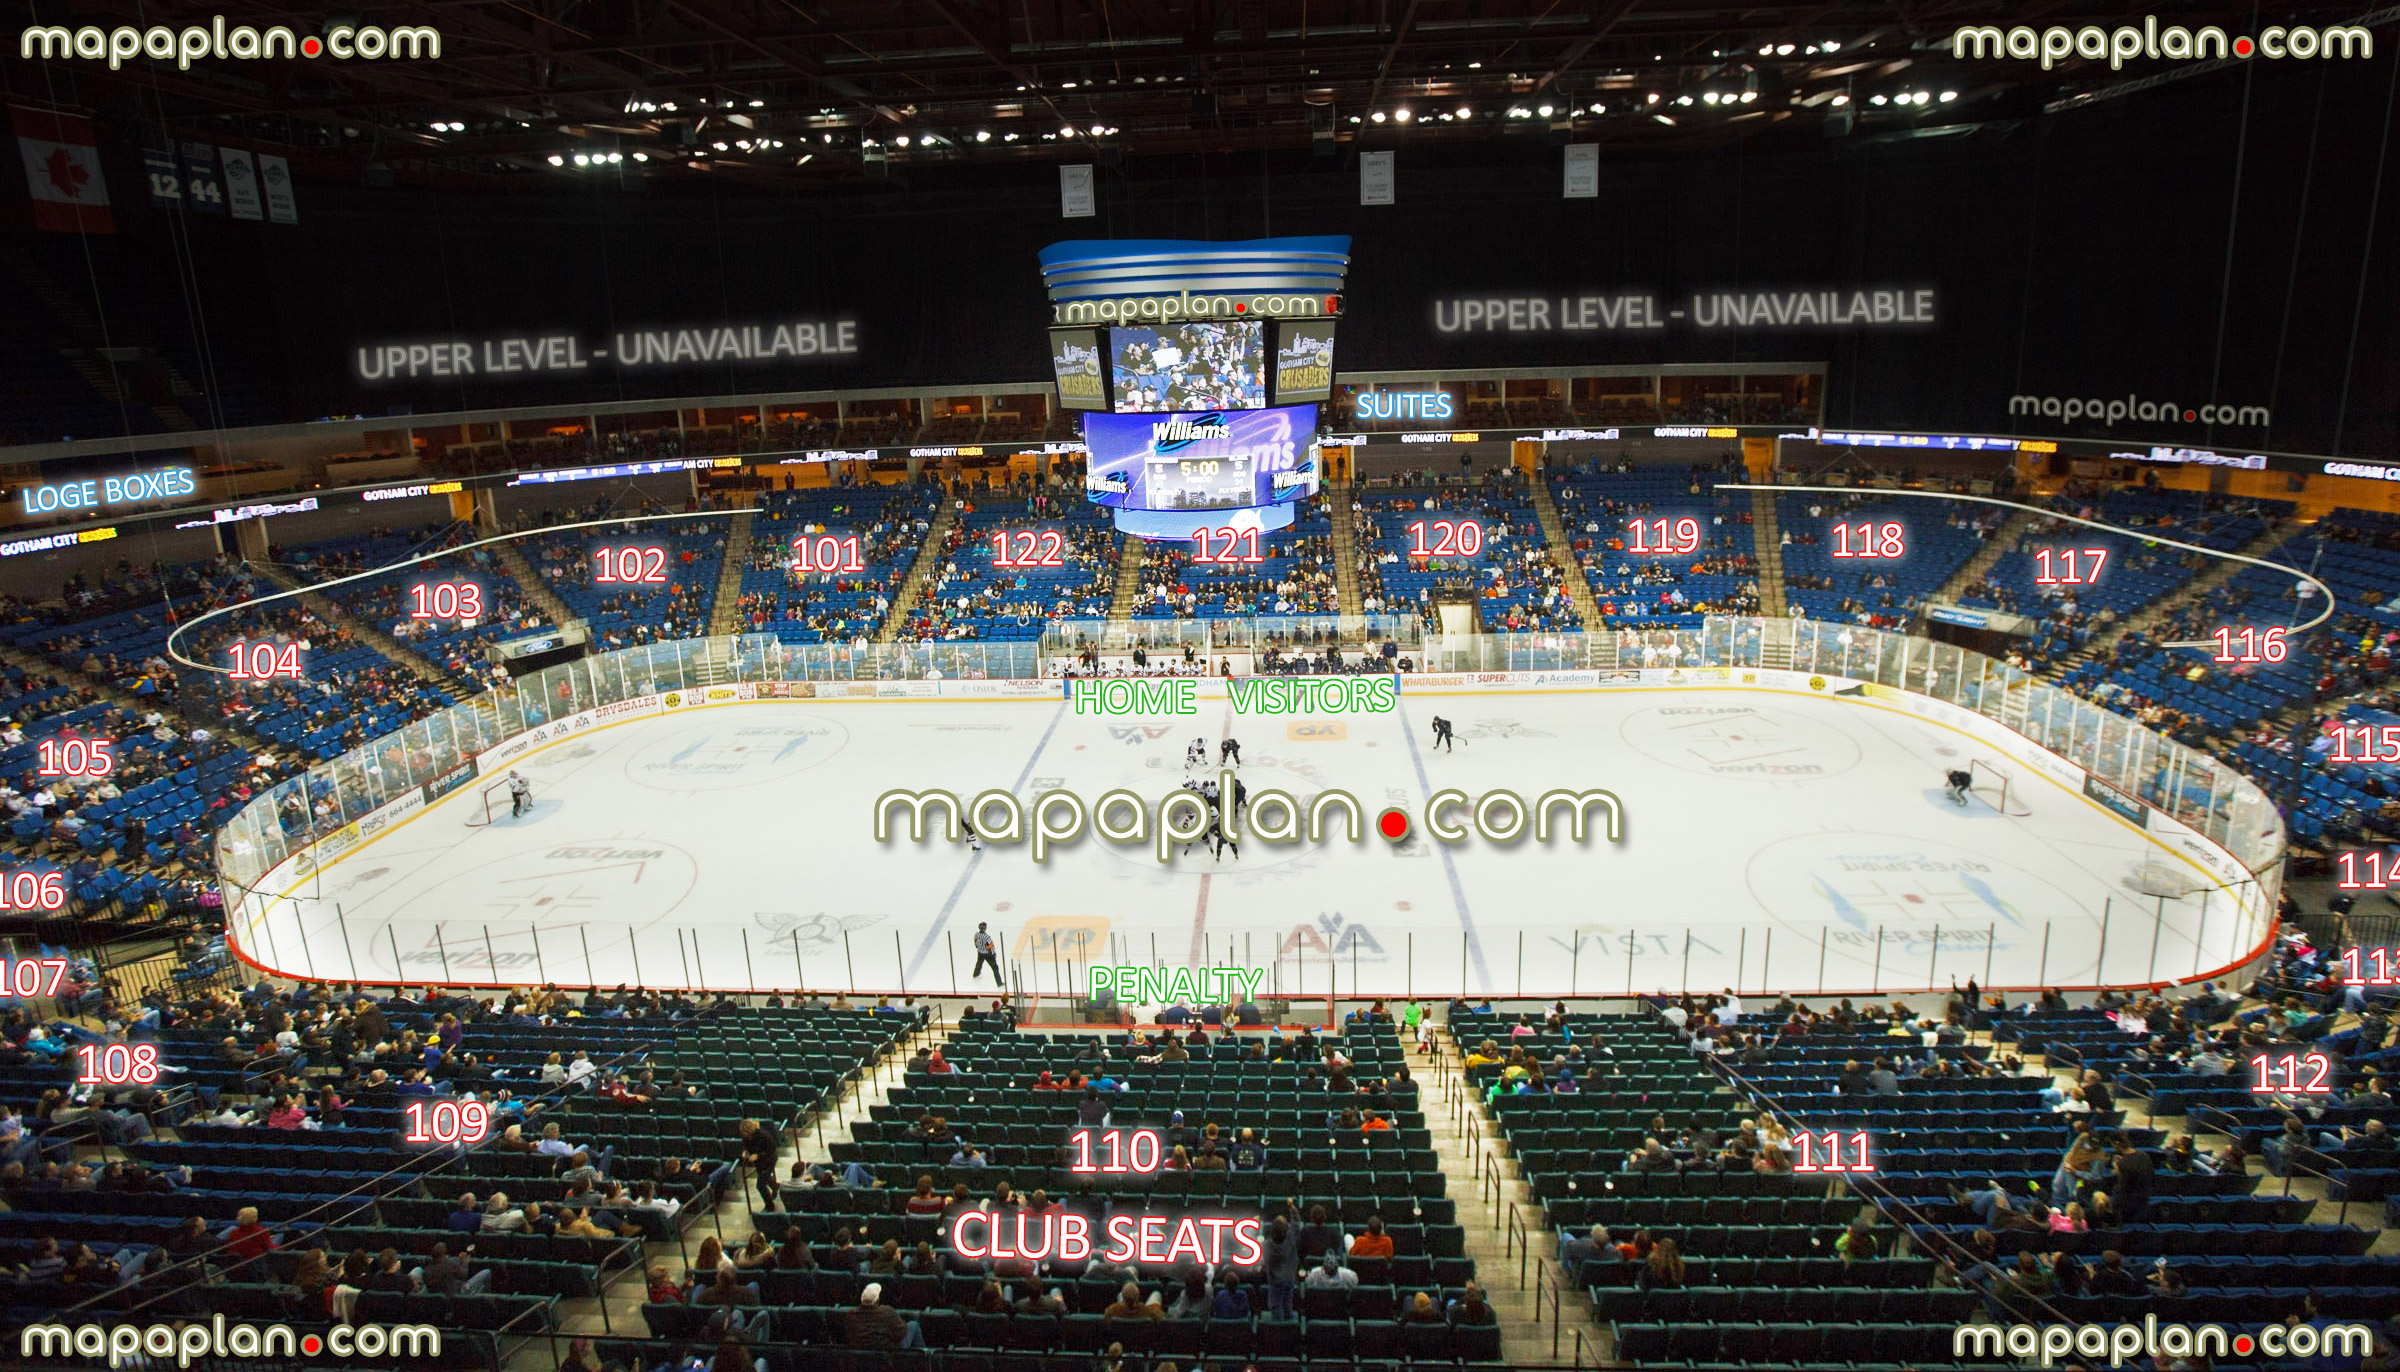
xmin=0 ymin=10 xmax=2391 ymax=1372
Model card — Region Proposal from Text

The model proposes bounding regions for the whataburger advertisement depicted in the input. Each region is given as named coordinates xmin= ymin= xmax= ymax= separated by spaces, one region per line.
xmin=1081 ymin=405 xmax=1316 ymax=511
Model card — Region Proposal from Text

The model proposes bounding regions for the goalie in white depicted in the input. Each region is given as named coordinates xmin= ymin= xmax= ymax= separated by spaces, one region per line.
xmin=508 ymin=770 xmax=532 ymax=817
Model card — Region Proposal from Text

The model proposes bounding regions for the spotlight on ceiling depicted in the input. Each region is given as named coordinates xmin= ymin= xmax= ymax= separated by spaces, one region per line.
xmin=547 ymin=153 xmax=564 ymax=165
xmin=1536 ymin=103 xmax=1554 ymax=116
xmin=1939 ymin=90 xmax=1958 ymax=101
xmin=975 ymin=130 xmax=991 ymax=142
xmin=1371 ymin=111 xmax=1387 ymax=122
xmin=1395 ymin=107 xmax=1412 ymax=121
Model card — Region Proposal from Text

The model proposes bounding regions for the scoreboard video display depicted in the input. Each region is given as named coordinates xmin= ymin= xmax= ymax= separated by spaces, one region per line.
xmin=1081 ymin=405 xmax=1320 ymax=536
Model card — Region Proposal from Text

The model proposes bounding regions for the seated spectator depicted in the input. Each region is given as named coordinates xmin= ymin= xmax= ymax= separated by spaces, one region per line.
xmin=417 ymin=1242 xmax=489 ymax=1295
xmin=1303 ymin=1251 xmax=1357 ymax=1290
xmin=843 ymin=1283 xmax=924 ymax=1348
xmin=2089 ymin=1249 xmax=2147 ymax=1297
xmin=1636 ymin=1239 xmax=1685 ymax=1290
xmin=222 ymin=1207 xmax=277 ymax=1265
xmin=1167 ymin=1272 xmax=1212 ymax=1319
xmin=647 ymin=1264 xmax=682 ymax=1304
xmin=1350 ymin=1215 xmax=1395 ymax=1261
xmin=480 ymin=1192 xmax=525 ymax=1231
xmin=1210 ymin=1272 xmax=1251 ymax=1319
xmin=1448 ymin=1281 xmax=1497 ymax=1324
xmin=1017 ymin=1274 xmax=1066 ymax=1314
xmin=1559 ymin=1224 xmax=1609 ymax=1268
xmin=1105 ymin=1281 xmax=1165 ymax=1318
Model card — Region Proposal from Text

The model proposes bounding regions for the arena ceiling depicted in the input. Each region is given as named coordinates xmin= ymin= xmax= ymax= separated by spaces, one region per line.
xmin=19 ymin=0 xmax=2379 ymax=183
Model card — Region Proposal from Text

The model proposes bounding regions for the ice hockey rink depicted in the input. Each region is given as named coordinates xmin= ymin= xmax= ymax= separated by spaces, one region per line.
xmin=234 ymin=684 xmax=2269 ymax=1000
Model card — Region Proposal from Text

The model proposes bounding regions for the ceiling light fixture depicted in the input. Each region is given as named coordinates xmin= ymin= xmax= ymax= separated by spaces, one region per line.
xmin=1536 ymin=103 xmax=1554 ymax=116
xmin=1653 ymin=114 xmax=1675 ymax=125
xmin=1740 ymin=90 xmax=1757 ymax=102
xmin=1371 ymin=111 xmax=1387 ymax=122
xmin=632 ymin=152 xmax=648 ymax=161
xmin=1395 ymin=107 xmax=1412 ymax=121
xmin=975 ymin=130 xmax=991 ymax=142
xmin=547 ymin=153 xmax=564 ymax=165
xmin=573 ymin=153 xmax=589 ymax=165
xmin=1830 ymin=93 xmax=1849 ymax=106
xmin=1776 ymin=43 xmax=1794 ymax=55
xmin=1939 ymin=89 xmax=1958 ymax=101
xmin=1824 ymin=39 xmax=1841 ymax=51
xmin=1456 ymin=105 xmax=1471 ymax=117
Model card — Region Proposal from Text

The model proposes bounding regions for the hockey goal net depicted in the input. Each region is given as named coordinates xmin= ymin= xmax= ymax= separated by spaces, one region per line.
xmin=462 ymin=777 xmax=522 ymax=827
xmin=1968 ymin=758 xmax=2031 ymax=816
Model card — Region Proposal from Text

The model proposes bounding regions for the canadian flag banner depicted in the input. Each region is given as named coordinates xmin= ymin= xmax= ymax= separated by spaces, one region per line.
xmin=13 ymin=106 xmax=114 ymax=234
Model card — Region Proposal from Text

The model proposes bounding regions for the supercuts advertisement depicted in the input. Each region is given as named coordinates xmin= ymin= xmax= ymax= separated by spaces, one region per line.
xmin=1081 ymin=405 xmax=1316 ymax=512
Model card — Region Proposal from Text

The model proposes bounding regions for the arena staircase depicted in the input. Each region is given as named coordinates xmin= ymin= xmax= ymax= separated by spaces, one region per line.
xmin=705 ymin=506 xmax=758 ymax=637
xmin=2060 ymin=513 xmax=2312 ymax=672
xmin=1438 ymin=1029 xmax=1613 ymax=1364
xmin=1749 ymin=487 xmax=1789 ymax=618
xmin=548 ymin=1011 xmax=949 ymax=1350
xmin=871 ymin=497 xmax=958 ymax=645
xmin=1929 ymin=507 xmax=2040 ymax=607
xmin=1104 ymin=536 xmax=1148 ymax=626
xmin=491 ymin=540 xmax=577 ymax=628
xmin=252 ymin=563 xmax=450 ymax=687
xmin=1526 ymin=474 xmax=1604 ymax=629
xmin=1326 ymin=484 xmax=1368 ymax=632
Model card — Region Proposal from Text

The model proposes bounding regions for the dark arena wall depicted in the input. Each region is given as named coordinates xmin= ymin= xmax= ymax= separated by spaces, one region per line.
xmin=17 ymin=58 xmax=2396 ymax=456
